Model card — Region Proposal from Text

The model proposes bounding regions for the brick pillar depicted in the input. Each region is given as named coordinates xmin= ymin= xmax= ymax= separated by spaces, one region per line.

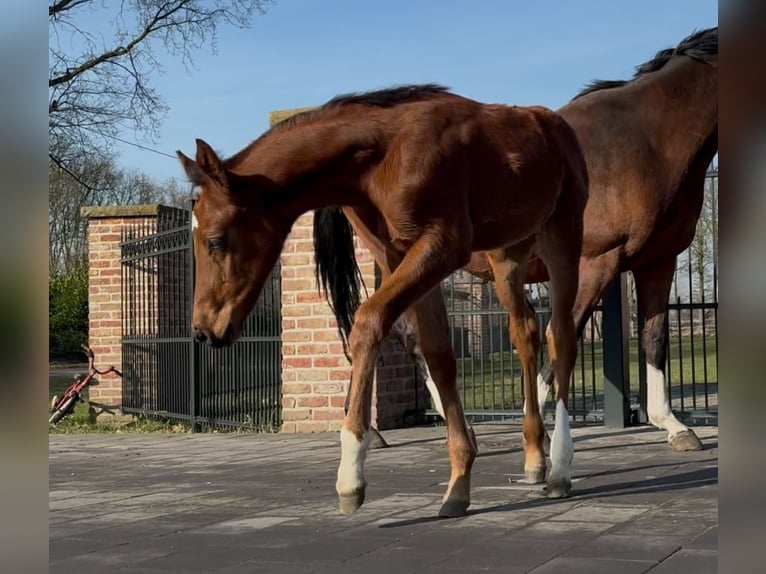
xmin=80 ymin=205 xmax=165 ymax=418
xmin=273 ymin=108 xmax=425 ymax=433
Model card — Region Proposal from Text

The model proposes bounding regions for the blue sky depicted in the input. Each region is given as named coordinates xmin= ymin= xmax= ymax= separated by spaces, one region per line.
xmin=106 ymin=0 xmax=717 ymax=182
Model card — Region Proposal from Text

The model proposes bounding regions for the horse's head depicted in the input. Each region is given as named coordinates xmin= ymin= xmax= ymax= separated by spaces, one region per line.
xmin=177 ymin=139 xmax=287 ymax=348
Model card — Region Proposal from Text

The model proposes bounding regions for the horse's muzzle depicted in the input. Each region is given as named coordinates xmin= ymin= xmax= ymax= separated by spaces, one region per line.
xmin=193 ymin=323 xmax=235 ymax=348
xmin=193 ymin=325 xmax=208 ymax=343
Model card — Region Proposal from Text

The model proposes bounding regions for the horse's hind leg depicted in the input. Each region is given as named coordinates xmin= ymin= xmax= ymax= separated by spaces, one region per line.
xmin=337 ymin=230 xmax=471 ymax=514
xmin=521 ymin=296 xmax=553 ymax=456
xmin=392 ymin=294 xmax=478 ymax=450
xmin=634 ymin=259 xmax=703 ymax=451
xmin=393 ymin=304 xmax=447 ymax=420
xmin=487 ymin=241 xmax=547 ymax=484
xmin=407 ymin=286 xmax=477 ymax=517
xmin=342 ymin=376 xmax=389 ymax=449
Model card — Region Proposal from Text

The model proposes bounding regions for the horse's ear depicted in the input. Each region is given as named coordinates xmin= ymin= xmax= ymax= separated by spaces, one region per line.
xmin=194 ymin=138 xmax=226 ymax=187
xmin=176 ymin=150 xmax=204 ymax=186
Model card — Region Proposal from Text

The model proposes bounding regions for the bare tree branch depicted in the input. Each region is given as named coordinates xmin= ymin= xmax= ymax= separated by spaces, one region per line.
xmin=49 ymin=144 xmax=185 ymax=273
xmin=49 ymin=0 xmax=92 ymax=18
xmin=49 ymin=152 xmax=101 ymax=193
xmin=49 ymin=1 xmax=272 ymax=170
xmin=50 ymin=1 xmax=192 ymax=88
xmin=48 ymin=1 xmax=272 ymax=271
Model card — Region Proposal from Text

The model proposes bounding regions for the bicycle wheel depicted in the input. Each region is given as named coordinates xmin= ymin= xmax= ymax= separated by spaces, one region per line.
xmin=49 ymin=394 xmax=79 ymax=425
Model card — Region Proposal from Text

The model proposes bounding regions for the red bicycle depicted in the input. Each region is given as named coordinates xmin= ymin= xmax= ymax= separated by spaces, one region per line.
xmin=49 ymin=345 xmax=121 ymax=424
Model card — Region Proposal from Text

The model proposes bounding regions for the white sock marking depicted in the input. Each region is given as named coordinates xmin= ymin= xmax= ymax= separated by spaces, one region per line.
xmin=393 ymin=316 xmax=446 ymax=421
xmin=548 ymin=399 xmax=573 ymax=485
xmin=415 ymin=350 xmax=445 ymax=420
xmin=647 ymin=363 xmax=689 ymax=437
xmin=336 ymin=427 xmax=370 ymax=496
xmin=537 ymin=373 xmax=550 ymax=419
xmin=522 ymin=373 xmax=550 ymax=422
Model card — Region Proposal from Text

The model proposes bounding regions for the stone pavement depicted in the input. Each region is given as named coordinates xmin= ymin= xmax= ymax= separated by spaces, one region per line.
xmin=49 ymin=424 xmax=718 ymax=573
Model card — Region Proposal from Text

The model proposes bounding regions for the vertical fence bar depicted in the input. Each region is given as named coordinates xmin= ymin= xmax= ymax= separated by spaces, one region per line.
xmin=676 ymin=295 xmax=684 ymax=414
xmin=487 ymin=283 xmax=494 ymax=411
xmin=636 ymin=302 xmax=648 ymax=423
xmin=701 ymin=278 xmax=710 ymax=412
xmin=188 ymin=202 xmax=197 ymax=431
xmin=584 ymin=337 xmax=588 ymax=420
xmin=687 ymin=249 xmax=697 ymax=411
xmin=589 ymin=311 xmax=598 ymax=417
xmin=602 ymin=274 xmax=631 ymax=428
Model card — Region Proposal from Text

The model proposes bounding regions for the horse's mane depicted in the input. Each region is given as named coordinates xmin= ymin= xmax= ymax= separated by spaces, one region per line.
xmin=272 ymin=83 xmax=450 ymax=130
xmin=328 ymin=83 xmax=451 ymax=108
xmin=573 ymin=26 xmax=718 ymax=100
xmin=225 ymin=84 xmax=451 ymax=168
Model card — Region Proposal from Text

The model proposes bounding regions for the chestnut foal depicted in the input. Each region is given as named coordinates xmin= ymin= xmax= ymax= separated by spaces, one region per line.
xmin=179 ymin=84 xmax=587 ymax=516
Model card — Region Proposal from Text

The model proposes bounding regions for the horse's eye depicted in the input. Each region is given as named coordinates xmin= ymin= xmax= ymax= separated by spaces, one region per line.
xmin=206 ymin=237 xmax=226 ymax=253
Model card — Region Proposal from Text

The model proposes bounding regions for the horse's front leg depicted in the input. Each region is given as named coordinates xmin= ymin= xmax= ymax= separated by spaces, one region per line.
xmin=634 ymin=260 xmax=703 ymax=451
xmin=336 ymin=230 xmax=471 ymax=514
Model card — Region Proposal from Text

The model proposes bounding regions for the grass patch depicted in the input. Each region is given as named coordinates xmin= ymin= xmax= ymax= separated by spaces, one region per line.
xmin=49 ymin=418 xmax=191 ymax=434
xmin=457 ymin=335 xmax=718 ymax=411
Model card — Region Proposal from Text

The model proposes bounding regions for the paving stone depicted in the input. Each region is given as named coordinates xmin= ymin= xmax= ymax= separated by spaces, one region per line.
xmin=511 ymin=520 xmax=615 ymax=540
xmin=528 ymin=557 xmax=657 ymax=574
xmin=562 ymin=534 xmax=685 ymax=562
xmin=49 ymin=537 xmax=115 ymax=561
xmin=50 ymin=543 xmax=176 ymax=572
xmin=548 ymin=502 xmax=652 ymax=523
xmin=442 ymin=537 xmax=564 ymax=570
xmin=212 ymin=560 xmax=321 ymax=574
xmin=609 ymin=509 xmax=717 ymax=538
xmin=644 ymin=549 xmax=717 ymax=573
xmin=685 ymin=526 xmax=717 ymax=550
xmin=48 ymin=425 xmax=718 ymax=573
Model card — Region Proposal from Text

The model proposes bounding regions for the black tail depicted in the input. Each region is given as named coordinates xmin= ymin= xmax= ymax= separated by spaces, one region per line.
xmin=313 ymin=207 xmax=365 ymax=361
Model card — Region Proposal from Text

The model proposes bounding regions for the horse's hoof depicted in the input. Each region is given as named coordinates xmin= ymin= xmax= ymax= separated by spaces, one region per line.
xmin=522 ymin=466 xmax=547 ymax=484
xmin=669 ymin=430 xmax=703 ymax=452
xmin=338 ymin=489 xmax=365 ymax=514
xmin=438 ymin=498 xmax=470 ymax=518
xmin=546 ymin=477 xmax=572 ymax=499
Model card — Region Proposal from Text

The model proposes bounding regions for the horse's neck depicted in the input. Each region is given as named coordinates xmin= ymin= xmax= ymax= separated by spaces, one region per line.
xmin=240 ymin=118 xmax=378 ymax=217
xmin=644 ymin=58 xmax=718 ymax=171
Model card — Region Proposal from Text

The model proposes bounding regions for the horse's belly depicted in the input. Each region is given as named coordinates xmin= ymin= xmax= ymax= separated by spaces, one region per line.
xmin=467 ymin=173 xmax=561 ymax=251
xmin=470 ymin=216 xmax=543 ymax=251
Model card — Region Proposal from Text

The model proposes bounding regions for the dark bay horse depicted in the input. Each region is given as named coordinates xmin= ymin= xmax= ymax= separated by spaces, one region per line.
xmin=315 ymin=27 xmax=718 ymax=453
xmin=178 ymin=85 xmax=589 ymax=516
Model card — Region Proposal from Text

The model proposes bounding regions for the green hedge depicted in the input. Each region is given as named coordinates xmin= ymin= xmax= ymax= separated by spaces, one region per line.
xmin=49 ymin=261 xmax=88 ymax=361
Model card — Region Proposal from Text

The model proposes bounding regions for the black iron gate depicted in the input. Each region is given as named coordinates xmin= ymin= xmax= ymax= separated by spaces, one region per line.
xmin=120 ymin=206 xmax=282 ymax=430
xmin=442 ymin=169 xmax=718 ymax=425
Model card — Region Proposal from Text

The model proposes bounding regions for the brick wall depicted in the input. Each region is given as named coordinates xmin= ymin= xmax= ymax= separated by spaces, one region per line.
xmin=80 ymin=205 xmax=165 ymax=417
xmin=278 ymin=211 xmax=424 ymax=432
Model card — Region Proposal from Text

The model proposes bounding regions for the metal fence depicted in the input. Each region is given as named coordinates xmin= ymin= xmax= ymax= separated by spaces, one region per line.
xmin=442 ymin=169 xmax=718 ymax=425
xmin=120 ymin=206 xmax=282 ymax=430
xmin=118 ymin=169 xmax=716 ymax=430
